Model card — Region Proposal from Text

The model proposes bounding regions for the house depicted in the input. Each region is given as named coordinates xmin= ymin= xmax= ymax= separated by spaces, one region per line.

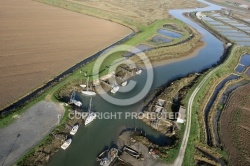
xmin=177 ymin=106 xmax=186 ymax=123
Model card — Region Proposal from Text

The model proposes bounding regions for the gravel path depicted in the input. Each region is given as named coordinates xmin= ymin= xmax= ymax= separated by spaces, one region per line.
xmin=0 ymin=101 xmax=64 ymax=166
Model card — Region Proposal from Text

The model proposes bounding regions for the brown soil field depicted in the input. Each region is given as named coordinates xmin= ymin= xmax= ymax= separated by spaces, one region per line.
xmin=0 ymin=0 xmax=132 ymax=109
xmin=220 ymin=83 xmax=250 ymax=166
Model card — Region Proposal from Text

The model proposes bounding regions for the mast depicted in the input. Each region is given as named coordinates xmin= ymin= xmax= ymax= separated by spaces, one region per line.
xmin=86 ymin=77 xmax=89 ymax=91
xmin=88 ymin=97 xmax=92 ymax=113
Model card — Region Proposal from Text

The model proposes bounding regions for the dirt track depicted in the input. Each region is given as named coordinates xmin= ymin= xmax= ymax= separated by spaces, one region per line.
xmin=0 ymin=0 xmax=131 ymax=109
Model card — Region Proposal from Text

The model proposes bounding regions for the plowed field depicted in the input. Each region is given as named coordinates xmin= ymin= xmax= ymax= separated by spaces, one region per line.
xmin=0 ymin=0 xmax=131 ymax=109
xmin=220 ymin=83 xmax=250 ymax=166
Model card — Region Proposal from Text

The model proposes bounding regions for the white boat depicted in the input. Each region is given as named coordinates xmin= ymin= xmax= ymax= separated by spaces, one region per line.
xmin=61 ymin=138 xmax=72 ymax=150
xmin=111 ymin=85 xmax=119 ymax=94
xmin=121 ymin=80 xmax=127 ymax=87
xmin=135 ymin=69 xmax=142 ymax=75
xmin=85 ymin=112 xmax=97 ymax=125
xmin=81 ymin=77 xmax=96 ymax=96
xmin=81 ymin=90 xmax=96 ymax=96
xmin=80 ymin=84 xmax=86 ymax=88
xmin=70 ymin=124 xmax=79 ymax=135
xmin=70 ymin=91 xmax=82 ymax=107
xmin=85 ymin=97 xmax=96 ymax=126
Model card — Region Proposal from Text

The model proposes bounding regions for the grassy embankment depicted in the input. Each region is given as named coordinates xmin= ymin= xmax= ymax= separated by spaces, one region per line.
xmin=182 ymin=46 xmax=250 ymax=165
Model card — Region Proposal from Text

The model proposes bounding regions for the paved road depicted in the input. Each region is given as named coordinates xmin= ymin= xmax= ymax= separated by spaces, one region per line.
xmin=0 ymin=101 xmax=64 ymax=166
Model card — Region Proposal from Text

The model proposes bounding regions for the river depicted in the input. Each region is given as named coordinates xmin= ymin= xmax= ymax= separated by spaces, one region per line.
xmin=48 ymin=0 xmax=223 ymax=165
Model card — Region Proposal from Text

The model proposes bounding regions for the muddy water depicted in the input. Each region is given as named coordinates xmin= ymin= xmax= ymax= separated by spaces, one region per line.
xmin=48 ymin=0 xmax=225 ymax=165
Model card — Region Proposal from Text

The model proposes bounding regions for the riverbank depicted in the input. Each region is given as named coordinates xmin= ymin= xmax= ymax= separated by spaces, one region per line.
xmin=0 ymin=1 xmax=227 ymax=166
xmin=182 ymin=46 xmax=250 ymax=165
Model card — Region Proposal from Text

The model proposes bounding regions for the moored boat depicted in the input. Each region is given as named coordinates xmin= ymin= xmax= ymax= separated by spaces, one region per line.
xmin=70 ymin=124 xmax=79 ymax=135
xmin=98 ymin=148 xmax=118 ymax=166
xmin=121 ymin=80 xmax=127 ymax=87
xmin=96 ymin=150 xmax=109 ymax=161
xmin=81 ymin=77 xmax=96 ymax=96
xmin=61 ymin=138 xmax=72 ymax=150
xmin=85 ymin=97 xmax=97 ymax=126
xmin=111 ymin=85 xmax=119 ymax=94
xmin=135 ymin=69 xmax=142 ymax=75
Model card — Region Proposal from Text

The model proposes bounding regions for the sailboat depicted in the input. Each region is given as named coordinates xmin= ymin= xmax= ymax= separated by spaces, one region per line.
xmin=85 ymin=97 xmax=97 ymax=126
xmin=69 ymin=91 xmax=82 ymax=107
xmin=82 ymin=77 xmax=96 ymax=96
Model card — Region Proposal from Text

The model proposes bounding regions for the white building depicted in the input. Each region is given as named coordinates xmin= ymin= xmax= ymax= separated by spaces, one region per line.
xmin=177 ymin=106 xmax=186 ymax=123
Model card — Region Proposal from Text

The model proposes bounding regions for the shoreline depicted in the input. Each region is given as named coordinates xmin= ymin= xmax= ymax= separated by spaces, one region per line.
xmin=152 ymin=40 xmax=205 ymax=67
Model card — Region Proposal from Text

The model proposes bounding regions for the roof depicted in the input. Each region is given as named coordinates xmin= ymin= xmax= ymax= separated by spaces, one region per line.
xmin=154 ymin=105 xmax=163 ymax=113
xmin=177 ymin=106 xmax=186 ymax=123
xmin=156 ymin=99 xmax=165 ymax=107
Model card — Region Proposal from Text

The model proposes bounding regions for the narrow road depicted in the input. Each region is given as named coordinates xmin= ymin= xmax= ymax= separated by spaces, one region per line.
xmin=172 ymin=67 xmax=221 ymax=166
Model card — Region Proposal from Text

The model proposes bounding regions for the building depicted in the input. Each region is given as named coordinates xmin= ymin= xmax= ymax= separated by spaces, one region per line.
xmin=196 ymin=12 xmax=206 ymax=19
xmin=239 ymin=4 xmax=248 ymax=9
xmin=177 ymin=106 xmax=186 ymax=123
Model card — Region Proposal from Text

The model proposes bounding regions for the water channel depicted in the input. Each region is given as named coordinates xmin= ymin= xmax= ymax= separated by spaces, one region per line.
xmin=48 ymin=0 xmax=224 ymax=165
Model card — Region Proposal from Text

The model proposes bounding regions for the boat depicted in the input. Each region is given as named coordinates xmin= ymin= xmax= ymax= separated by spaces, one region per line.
xmin=121 ymin=80 xmax=127 ymax=86
xmin=85 ymin=97 xmax=97 ymax=126
xmin=123 ymin=145 xmax=141 ymax=159
xmin=98 ymin=148 xmax=118 ymax=166
xmin=111 ymin=85 xmax=119 ymax=94
xmin=61 ymin=138 xmax=72 ymax=150
xmin=70 ymin=124 xmax=79 ymax=135
xmin=81 ymin=77 xmax=96 ymax=96
xmin=96 ymin=150 xmax=109 ymax=161
xmin=80 ymin=84 xmax=86 ymax=88
xmin=135 ymin=69 xmax=142 ymax=75
xmin=69 ymin=91 xmax=82 ymax=107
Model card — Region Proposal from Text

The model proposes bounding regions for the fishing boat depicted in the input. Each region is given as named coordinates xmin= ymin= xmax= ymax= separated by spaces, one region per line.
xmin=69 ymin=91 xmax=82 ymax=107
xmin=111 ymin=84 xmax=119 ymax=94
xmin=82 ymin=77 xmax=96 ymax=96
xmin=85 ymin=97 xmax=97 ymax=126
xmin=61 ymin=138 xmax=72 ymax=150
xmin=70 ymin=124 xmax=79 ymax=135
xmin=96 ymin=150 xmax=109 ymax=161
xmin=99 ymin=148 xmax=118 ymax=166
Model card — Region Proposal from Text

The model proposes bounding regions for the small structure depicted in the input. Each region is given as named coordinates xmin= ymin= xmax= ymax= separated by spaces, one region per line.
xmin=156 ymin=99 xmax=165 ymax=107
xmin=196 ymin=12 xmax=206 ymax=19
xmin=177 ymin=106 xmax=186 ymax=123
xmin=239 ymin=4 xmax=248 ymax=9
xmin=154 ymin=105 xmax=163 ymax=113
